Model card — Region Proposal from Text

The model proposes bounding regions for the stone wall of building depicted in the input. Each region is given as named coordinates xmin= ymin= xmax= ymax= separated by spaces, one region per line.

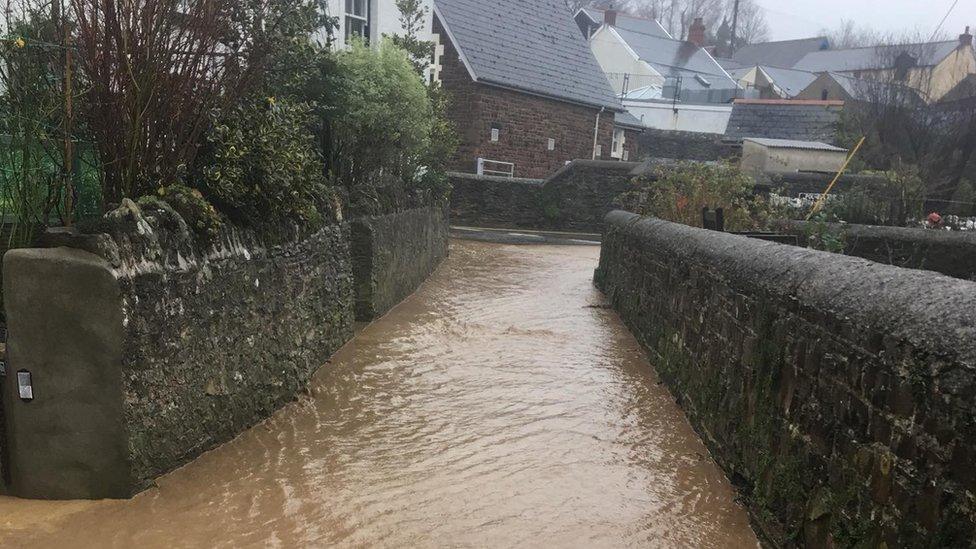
xmin=1 ymin=200 xmax=448 ymax=499
xmin=773 ymin=220 xmax=976 ymax=280
xmin=350 ymin=205 xmax=449 ymax=321
xmin=435 ymin=16 xmax=619 ymax=180
xmin=596 ymin=210 xmax=976 ymax=548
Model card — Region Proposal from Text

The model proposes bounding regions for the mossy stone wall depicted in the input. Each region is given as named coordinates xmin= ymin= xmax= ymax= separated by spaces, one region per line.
xmin=596 ymin=210 xmax=976 ymax=548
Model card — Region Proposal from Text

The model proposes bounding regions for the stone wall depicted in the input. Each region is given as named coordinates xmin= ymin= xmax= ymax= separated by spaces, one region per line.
xmin=449 ymin=173 xmax=545 ymax=230
xmin=596 ymin=210 xmax=976 ymax=548
xmin=637 ymin=128 xmax=739 ymax=161
xmin=351 ymin=205 xmax=449 ymax=321
xmin=449 ymin=160 xmax=640 ymax=234
xmin=541 ymin=160 xmax=641 ymax=233
xmin=1 ymin=201 xmax=448 ymax=499
xmin=774 ymin=220 xmax=976 ymax=280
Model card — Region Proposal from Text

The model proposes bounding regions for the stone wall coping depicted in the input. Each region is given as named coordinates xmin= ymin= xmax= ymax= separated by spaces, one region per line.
xmin=547 ymin=159 xmax=642 ymax=181
xmin=606 ymin=210 xmax=976 ymax=365
xmin=447 ymin=172 xmax=545 ymax=185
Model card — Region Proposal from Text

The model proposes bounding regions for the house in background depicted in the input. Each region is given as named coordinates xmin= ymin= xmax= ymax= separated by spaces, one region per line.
xmin=791 ymin=28 xmax=975 ymax=102
xmin=431 ymin=0 xmax=628 ymax=179
xmin=585 ymin=10 xmax=738 ymax=100
xmin=324 ymin=0 xmax=433 ymax=47
xmin=795 ymin=71 xmax=926 ymax=105
xmin=725 ymin=64 xmax=818 ymax=99
xmin=580 ymin=8 xmax=741 ymax=135
xmin=575 ymin=7 xmax=672 ymax=41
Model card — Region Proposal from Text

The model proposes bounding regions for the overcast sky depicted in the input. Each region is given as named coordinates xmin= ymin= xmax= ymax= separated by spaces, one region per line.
xmin=757 ymin=0 xmax=976 ymax=42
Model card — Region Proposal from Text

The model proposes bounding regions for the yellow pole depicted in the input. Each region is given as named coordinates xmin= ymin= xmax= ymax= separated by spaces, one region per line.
xmin=806 ymin=136 xmax=867 ymax=220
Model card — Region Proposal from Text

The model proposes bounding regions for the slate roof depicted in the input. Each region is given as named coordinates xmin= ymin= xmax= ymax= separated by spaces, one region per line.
xmin=580 ymin=7 xmax=671 ymax=38
xmin=434 ymin=0 xmax=621 ymax=110
xmin=821 ymin=71 xmax=926 ymax=105
xmin=793 ymin=41 xmax=961 ymax=72
xmin=612 ymin=27 xmax=738 ymax=90
xmin=725 ymin=100 xmax=843 ymax=143
xmin=614 ymin=111 xmax=645 ymax=129
xmin=732 ymin=37 xmax=830 ymax=68
xmin=744 ymin=137 xmax=846 ymax=152
xmin=758 ymin=66 xmax=818 ymax=98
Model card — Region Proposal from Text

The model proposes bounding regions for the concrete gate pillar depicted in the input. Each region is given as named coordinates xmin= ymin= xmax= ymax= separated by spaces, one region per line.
xmin=2 ymin=247 xmax=132 ymax=499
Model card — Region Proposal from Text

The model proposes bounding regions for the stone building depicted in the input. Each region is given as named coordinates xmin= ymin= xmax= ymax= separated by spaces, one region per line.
xmin=431 ymin=0 xmax=632 ymax=179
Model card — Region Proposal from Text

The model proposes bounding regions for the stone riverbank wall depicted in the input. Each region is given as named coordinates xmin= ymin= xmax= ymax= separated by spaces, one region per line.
xmin=595 ymin=210 xmax=976 ymax=548
xmin=351 ymin=205 xmax=449 ymax=321
xmin=0 ymin=201 xmax=448 ymax=499
xmin=774 ymin=220 xmax=976 ymax=281
xmin=450 ymin=159 xmax=641 ymax=233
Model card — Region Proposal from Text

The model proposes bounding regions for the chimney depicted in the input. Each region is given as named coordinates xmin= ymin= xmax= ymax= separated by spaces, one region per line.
xmin=689 ymin=17 xmax=706 ymax=47
xmin=962 ymin=26 xmax=973 ymax=47
xmin=604 ymin=8 xmax=617 ymax=27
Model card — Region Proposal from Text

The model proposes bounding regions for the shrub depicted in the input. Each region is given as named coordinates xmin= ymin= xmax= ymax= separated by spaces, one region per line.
xmin=821 ymin=164 xmax=925 ymax=226
xmin=326 ymin=39 xmax=454 ymax=216
xmin=196 ymin=98 xmax=335 ymax=231
xmin=616 ymin=162 xmax=771 ymax=231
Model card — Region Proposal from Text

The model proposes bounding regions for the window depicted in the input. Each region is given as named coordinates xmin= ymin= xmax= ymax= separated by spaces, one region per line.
xmin=345 ymin=0 xmax=370 ymax=44
xmin=490 ymin=128 xmax=500 ymax=142
xmin=821 ymin=89 xmax=829 ymax=101
xmin=611 ymin=128 xmax=625 ymax=159
xmin=547 ymin=138 xmax=555 ymax=151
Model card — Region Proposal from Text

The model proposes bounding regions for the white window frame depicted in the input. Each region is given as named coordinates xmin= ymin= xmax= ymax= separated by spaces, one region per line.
xmin=611 ymin=128 xmax=625 ymax=159
xmin=345 ymin=0 xmax=370 ymax=44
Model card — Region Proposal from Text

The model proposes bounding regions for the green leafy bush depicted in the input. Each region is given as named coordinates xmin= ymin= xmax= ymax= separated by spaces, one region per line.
xmin=616 ymin=162 xmax=771 ymax=231
xmin=197 ymin=98 xmax=335 ymax=231
xmin=326 ymin=39 xmax=455 ymax=216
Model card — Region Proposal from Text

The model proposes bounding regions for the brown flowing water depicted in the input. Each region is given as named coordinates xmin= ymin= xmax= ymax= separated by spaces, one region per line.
xmin=0 ymin=240 xmax=757 ymax=548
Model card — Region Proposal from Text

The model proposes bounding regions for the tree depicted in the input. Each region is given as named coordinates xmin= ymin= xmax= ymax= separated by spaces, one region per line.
xmin=386 ymin=0 xmax=434 ymax=75
xmin=70 ymin=0 xmax=322 ymax=203
xmin=835 ymin=32 xmax=976 ymax=212
xmin=820 ymin=20 xmax=881 ymax=49
xmin=631 ymin=0 xmax=767 ymax=45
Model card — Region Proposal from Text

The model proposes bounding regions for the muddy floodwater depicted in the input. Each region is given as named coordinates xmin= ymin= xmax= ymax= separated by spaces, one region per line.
xmin=0 ymin=240 xmax=757 ymax=548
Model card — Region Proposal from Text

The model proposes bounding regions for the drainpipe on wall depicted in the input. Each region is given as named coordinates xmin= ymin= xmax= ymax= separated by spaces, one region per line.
xmin=592 ymin=106 xmax=606 ymax=160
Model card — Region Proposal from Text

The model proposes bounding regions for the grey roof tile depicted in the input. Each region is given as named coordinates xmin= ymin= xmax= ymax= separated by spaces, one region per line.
xmin=580 ymin=8 xmax=671 ymax=38
xmin=793 ymin=41 xmax=961 ymax=72
xmin=435 ymin=0 xmax=621 ymax=110
xmin=757 ymin=66 xmax=817 ymax=98
xmin=732 ymin=37 xmax=830 ymax=67
xmin=725 ymin=101 xmax=842 ymax=143
xmin=612 ymin=27 xmax=738 ymax=90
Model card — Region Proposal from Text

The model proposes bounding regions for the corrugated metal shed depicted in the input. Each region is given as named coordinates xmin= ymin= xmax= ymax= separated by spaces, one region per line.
xmin=744 ymin=138 xmax=847 ymax=151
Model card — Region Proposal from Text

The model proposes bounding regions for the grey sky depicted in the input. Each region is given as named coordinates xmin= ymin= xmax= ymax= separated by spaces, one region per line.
xmin=756 ymin=0 xmax=976 ymax=42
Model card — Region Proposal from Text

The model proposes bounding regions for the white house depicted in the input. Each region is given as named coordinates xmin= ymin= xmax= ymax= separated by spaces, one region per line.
xmin=323 ymin=0 xmax=434 ymax=47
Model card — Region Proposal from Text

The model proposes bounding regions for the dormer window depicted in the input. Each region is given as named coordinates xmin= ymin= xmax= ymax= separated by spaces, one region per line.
xmin=345 ymin=0 xmax=370 ymax=44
